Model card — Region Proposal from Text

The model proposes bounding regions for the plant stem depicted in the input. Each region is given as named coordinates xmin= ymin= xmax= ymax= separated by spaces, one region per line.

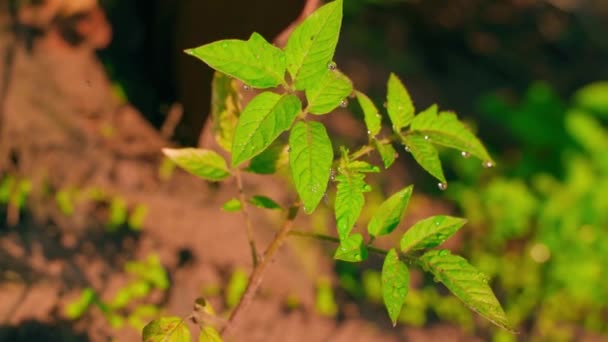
xmin=221 ymin=203 xmax=300 ymax=337
xmin=350 ymin=138 xmax=390 ymax=161
xmin=289 ymin=230 xmax=388 ymax=256
xmin=234 ymin=169 xmax=259 ymax=267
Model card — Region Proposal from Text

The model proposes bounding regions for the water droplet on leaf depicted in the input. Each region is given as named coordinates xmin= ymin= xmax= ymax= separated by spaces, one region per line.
xmin=243 ymin=84 xmax=250 ymax=90
xmin=404 ymin=145 xmax=410 ymax=152
xmin=424 ymin=135 xmax=430 ymax=141
xmin=438 ymin=182 xmax=448 ymax=191
xmin=482 ymin=161 xmax=494 ymax=168
xmin=327 ymin=61 xmax=337 ymax=70
xmin=339 ymin=99 xmax=348 ymax=108
xmin=461 ymin=151 xmax=470 ymax=158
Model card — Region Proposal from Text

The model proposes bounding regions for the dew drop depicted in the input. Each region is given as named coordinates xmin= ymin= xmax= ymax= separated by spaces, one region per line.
xmin=424 ymin=135 xmax=430 ymax=141
xmin=438 ymin=182 xmax=448 ymax=191
xmin=404 ymin=145 xmax=411 ymax=152
xmin=482 ymin=161 xmax=494 ymax=168
xmin=243 ymin=84 xmax=250 ymax=90
xmin=366 ymin=130 xmax=371 ymax=135
xmin=327 ymin=61 xmax=337 ymax=70
xmin=461 ymin=151 xmax=470 ymax=159
xmin=330 ymin=168 xmax=336 ymax=181
xmin=339 ymin=99 xmax=348 ymax=108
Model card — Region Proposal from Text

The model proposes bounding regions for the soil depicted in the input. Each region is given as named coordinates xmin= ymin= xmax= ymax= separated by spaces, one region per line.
xmin=0 ymin=4 xmax=476 ymax=342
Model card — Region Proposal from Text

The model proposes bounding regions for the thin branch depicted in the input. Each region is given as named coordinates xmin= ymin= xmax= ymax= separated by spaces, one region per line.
xmin=234 ymin=169 xmax=259 ymax=267
xmin=289 ymin=230 xmax=388 ymax=256
xmin=221 ymin=203 xmax=300 ymax=337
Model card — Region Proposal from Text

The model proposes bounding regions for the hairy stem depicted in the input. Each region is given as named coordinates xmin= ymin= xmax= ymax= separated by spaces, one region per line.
xmin=234 ymin=169 xmax=259 ymax=266
xmin=221 ymin=203 xmax=300 ymax=336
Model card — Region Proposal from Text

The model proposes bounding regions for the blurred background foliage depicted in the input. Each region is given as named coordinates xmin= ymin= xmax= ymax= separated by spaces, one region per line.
xmin=5 ymin=0 xmax=606 ymax=340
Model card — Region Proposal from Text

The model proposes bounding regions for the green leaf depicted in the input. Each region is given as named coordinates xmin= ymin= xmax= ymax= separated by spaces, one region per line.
xmin=199 ymin=327 xmax=222 ymax=342
xmin=375 ymin=140 xmax=397 ymax=169
xmin=285 ymin=0 xmax=343 ymax=90
xmin=574 ymin=81 xmax=608 ymax=116
xmin=333 ymin=233 xmax=368 ymax=262
xmin=210 ymin=72 xmax=241 ymax=152
xmin=419 ymin=250 xmax=513 ymax=332
xmin=142 ymin=317 xmax=191 ymax=342
xmin=245 ymin=141 xmax=289 ymax=174
xmin=186 ymin=32 xmax=286 ymax=88
xmin=232 ymin=92 xmax=301 ymax=166
xmin=382 ymin=248 xmax=409 ymax=326
xmin=249 ymin=195 xmax=281 ymax=210
xmin=367 ymin=186 xmax=413 ymax=237
xmin=410 ymin=108 xmax=493 ymax=163
xmin=65 ymin=288 xmax=96 ymax=319
xmin=222 ymin=198 xmax=242 ymax=212
xmin=226 ymin=268 xmax=248 ymax=309
xmin=387 ymin=73 xmax=415 ymax=131
xmin=402 ymin=133 xmax=446 ymax=183
xmin=289 ymin=121 xmax=334 ymax=214
xmin=346 ymin=161 xmax=380 ymax=173
xmin=306 ymin=70 xmax=353 ymax=114
xmin=400 ymin=216 xmax=467 ymax=253
xmin=356 ymin=91 xmax=382 ymax=136
xmin=163 ymin=148 xmax=230 ymax=182
xmin=335 ymin=173 xmax=368 ymax=239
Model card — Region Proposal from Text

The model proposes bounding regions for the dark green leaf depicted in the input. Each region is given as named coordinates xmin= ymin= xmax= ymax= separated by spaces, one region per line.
xmin=335 ymin=173 xmax=368 ymax=239
xmin=142 ymin=317 xmax=191 ymax=342
xmin=387 ymin=73 xmax=415 ymax=132
xmin=419 ymin=250 xmax=514 ymax=332
xmin=402 ymin=133 xmax=446 ymax=183
xmin=186 ymin=32 xmax=286 ymax=88
xmin=374 ymin=140 xmax=397 ymax=169
xmin=400 ymin=215 xmax=466 ymax=253
xmin=356 ymin=91 xmax=382 ymax=136
xmin=232 ymin=92 xmax=301 ymax=166
xmin=410 ymin=108 xmax=493 ymax=163
xmin=333 ymin=233 xmax=368 ymax=262
xmin=245 ymin=141 xmax=289 ymax=174
xmin=382 ymin=248 xmax=409 ymax=326
xmin=249 ymin=195 xmax=282 ymax=210
xmin=163 ymin=148 xmax=230 ymax=182
xmin=368 ymin=186 xmax=413 ymax=237
xmin=285 ymin=0 xmax=343 ymax=90
xmin=306 ymin=70 xmax=353 ymax=114
xmin=289 ymin=121 xmax=334 ymax=214
xmin=210 ymin=72 xmax=241 ymax=152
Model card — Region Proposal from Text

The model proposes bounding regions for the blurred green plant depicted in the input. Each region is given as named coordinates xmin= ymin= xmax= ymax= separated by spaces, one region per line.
xmin=148 ymin=0 xmax=511 ymax=340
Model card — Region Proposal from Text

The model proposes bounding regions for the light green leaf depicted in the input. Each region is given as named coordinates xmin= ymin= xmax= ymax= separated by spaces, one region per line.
xmin=232 ymin=92 xmax=301 ymax=166
xmin=410 ymin=108 xmax=493 ymax=163
xmin=289 ymin=121 xmax=334 ymax=214
xmin=387 ymin=73 xmax=415 ymax=131
xmin=382 ymin=248 xmax=409 ymax=326
xmin=375 ymin=140 xmax=397 ymax=169
xmin=222 ymin=198 xmax=242 ymax=212
xmin=226 ymin=268 xmax=248 ymax=308
xmin=162 ymin=148 xmax=230 ymax=182
xmin=356 ymin=91 xmax=382 ymax=136
xmin=346 ymin=161 xmax=380 ymax=173
xmin=210 ymin=72 xmax=241 ymax=152
xmin=249 ymin=195 xmax=282 ymax=210
xmin=306 ymin=70 xmax=353 ymax=114
xmin=574 ymin=82 xmax=608 ymax=116
xmin=285 ymin=0 xmax=343 ymax=90
xmin=402 ymin=133 xmax=446 ymax=183
xmin=65 ymin=288 xmax=96 ymax=319
xmin=333 ymin=233 xmax=368 ymax=262
xmin=142 ymin=317 xmax=191 ymax=342
xmin=186 ymin=32 xmax=286 ymax=88
xmin=335 ymin=173 xmax=368 ymax=239
xmin=199 ymin=327 xmax=222 ymax=342
xmin=400 ymin=216 xmax=466 ymax=253
xmin=419 ymin=250 xmax=513 ymax=332
xmin=368 ymin=186 xmax=413 ymax=237
xmin=245 ymin=141 xmax=289 ymax=174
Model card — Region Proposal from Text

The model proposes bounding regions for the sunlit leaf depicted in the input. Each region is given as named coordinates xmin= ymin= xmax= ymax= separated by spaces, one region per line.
xmin=210 ymin=72 xmax=241 ymax=151
xmin=368 ymin=186 xmax=413 ymax=237
xmin=232 ymin=92 xmax=301 ymax=166
xmin=163 ymin=148 xmax=230 ymax=181
xmin=382 ymin=248 xmax=409 ymax=326
xmin=285 ymin=0 xmax=343 ymax=90
xmin=199 ymin=326 xmax=222 ymax=342
xmin=186 ymin=32 xmax=286 ymax=88
xmin=225 ymin=268 xmax=248 ymax=309
xmin=375 ymin=140 xmax=397 ymax=169
xmin=356 ymin=91 xmax=382 ymax=136
xmin=142 ymin=317 xmax=191 ymax=342
xmin=222 ymin=198 xmax=242 ymax=212
xmin=387 ymin=73 xmax=415 ymax=132
xmin=333 ymin=233 xmax=368 ymax=262
xmin=346 ymin=161 xmax=380 ymax=173
xmin=402 ymin=133 xmax=446 ymax=183
xmin=419 ymin=250 xmax=514 ymax=332
xmin=400 ymin=216 xmax=466 ymax=253
xmin=289 ymin=121 xmax=334 ymax=214
xmin=335 ymin=173 xmax=368 ymax=239
xmin=306 ymin=70 xmax=353 ymax=114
